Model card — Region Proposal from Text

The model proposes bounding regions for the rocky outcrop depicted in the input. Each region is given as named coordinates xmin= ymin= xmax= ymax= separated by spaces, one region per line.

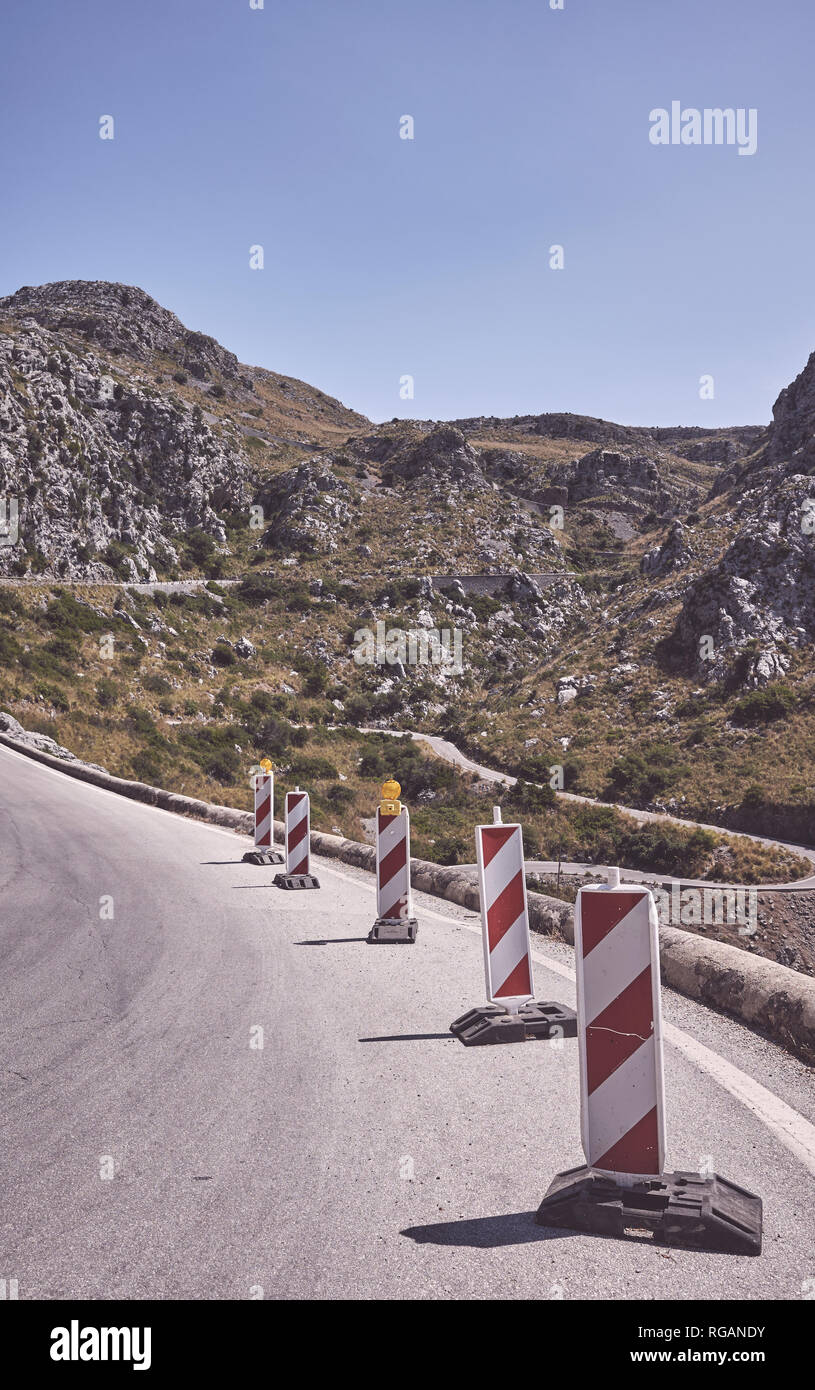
xmin=0 ymin=280 xmax=376 ymax=581
xmin=674 ymin=475 xmax=815 ymax=682
xmin=388 ymin=425 xmax=488 ymax=489
xmin=764 ymin=349 xmax=815 ymax=469
xmin=258 ymin=460 xmax=354 ymax=554
xmin=566 ymin=447 xmax=677 ymax=515
xmin=487 ymin=575 xmax=592 ymax=658
xmin=449 ymin=412 xmax=764 ymax=456
xmin=0 ymin=712 xmax=109 ymax=771
xmin=679 ymin=434 xmax=761 ymax=465
xmin=503 ymin=569 xmax=545 ymax=603
xmin=0 ymin=320 xmax=252 ymax=580
xmin=641 ymin=520 xmax=694 ymax=576
xmin=557 ymin=673 xmax=597 ymax=705
xmin=0 ymin=280 xmax=243 ymax=381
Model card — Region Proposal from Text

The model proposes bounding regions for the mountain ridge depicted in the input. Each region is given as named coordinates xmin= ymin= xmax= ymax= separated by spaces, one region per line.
xmin=1 ymin=278 xmax=813 ymax=871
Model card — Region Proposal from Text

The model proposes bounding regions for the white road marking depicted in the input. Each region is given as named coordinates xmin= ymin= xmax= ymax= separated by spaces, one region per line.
xmin=4 ymin=741 xmax=815 ymax=1180
xmin=316 ymin=862 xmax=815 ymax=1180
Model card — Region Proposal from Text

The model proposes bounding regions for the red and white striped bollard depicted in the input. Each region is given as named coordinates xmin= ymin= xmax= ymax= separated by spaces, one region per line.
xmin=368 ymin=778 xmax=417 ymax=943
xmin=450 ymin=807 xmax=576 ymax=1045
xmin=536 ymin=867 xmax=762 ymax=1253
xmin=242 ymin=766 xmax=283 ymax=864
xmin=273 ymin=787 xmax=320 ymax=889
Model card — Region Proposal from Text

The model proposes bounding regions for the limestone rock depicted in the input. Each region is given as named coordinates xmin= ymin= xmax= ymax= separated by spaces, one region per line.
xmin=388 ymin=426 xmax=488 ymax=489
xmin=641 ymin=520 xmax=694 ymax=576
xmin=0 ymin=319 xmax=252 ymax=580
xmin=258 ymin=461 xmax=354 ymax=554
xmin=674 ymin=475 xmax=815 ymax=682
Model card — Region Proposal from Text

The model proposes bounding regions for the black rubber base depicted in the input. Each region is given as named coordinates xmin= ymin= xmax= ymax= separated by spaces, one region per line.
xmin=536 ymin=1166 xmax=762 ymax=1255
xmin=367 ymin=917 xmax=419 ymax=944
xmin=273 ymin=873 xmax=320 ymax=890
xmin=242 ymin=849 xmax=284 ymax=866
xmin=450 ymin=1000 xmax=577 ymax=1046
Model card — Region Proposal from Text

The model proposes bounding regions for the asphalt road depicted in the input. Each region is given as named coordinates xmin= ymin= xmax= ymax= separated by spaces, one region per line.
xmin=1 ymin=742 xmax=814 ymax=1301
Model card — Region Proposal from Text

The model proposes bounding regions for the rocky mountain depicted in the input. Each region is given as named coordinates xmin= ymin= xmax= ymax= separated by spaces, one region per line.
xmin=763 ymin=349 xmax=815 ymax=470
xmin=448 ymin=408 xmax=764 ymax=458
xmin=3 ymin=281 xmax=246 ymax=380
xmin=0 ymin=316 xmax=253 ymax=580
xmin=0 ymin=281 xmax=366 ymax=580
xmin=672 ymin=473 xmax=815 ymax=686
xmin=0 ymin=279 xmax=814 ymax=849
xmin=0 ymin=278 xmax=777 ymax=585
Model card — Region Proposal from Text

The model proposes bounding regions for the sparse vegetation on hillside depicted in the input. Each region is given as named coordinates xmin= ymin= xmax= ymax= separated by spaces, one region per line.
xmin=2 ymin=279 xmax=814 ymax=891
xmin=0 ymin=581 xmax=808 ymax=885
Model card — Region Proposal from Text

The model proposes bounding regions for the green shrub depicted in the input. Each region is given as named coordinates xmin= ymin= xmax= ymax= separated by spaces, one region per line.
xmin=522 ymin=827 xmax=542 ymax=858
xmin=95 ymin=677 xmax=119 ymax=708
xmin=432 ymin=834 xmax=468 ymax=865
xmin=245 ymin=714 xmax=295 ymax=758
xmin=343 ymin=693 xmax=375 ymax=724
xmin=359 ymin=750 xmax=387 ymax=779
xmin=604 ymin=742 xmax=687 ymax=805
xmin=142 ymin=673 xmax=172 ymax=695
xmin=286 ymin=591 xmax=311 ymax=614
xmin=732 ymin=684 xmax=795 ymax=726
xmin=131 ymin=749 xmax=163 ymax=783
xmin=181 ymin=529 xmax=224 ymax=578
xmin=335 ymin=582 xmax=366 ymax=607
xmin=326 ymin=783 xmax=355 ymax=806
xmin=288 ymin=755 xmax=340 ymax=781
xmin=103 ymin=541 xmax=134 ymax=579
xmin=237 ymin=574 xmax=282 ymax=606
xmin=128 ymin=707 xmax=158 ymax=737
xmin=617 ymin=823 xmax=715 ymax=877
xmin=32 ymin=681 xmax=70 ymax=712
xmin=509 ymin=779 xmax=557 ymax=813
xmin=42 ymin=593 xmax=106 ymax=636
xmin=0 ymin=590 xmax=22 ymax=616
xmin=303 ymin=666 xmax=328 ymax=696
xmin=203 ymin=749 xmax=241 ymax=784
xmin=377 ymin=578 xmax=423 ymax=606
xmin=0 ymin=629 xmax=23 ymax=662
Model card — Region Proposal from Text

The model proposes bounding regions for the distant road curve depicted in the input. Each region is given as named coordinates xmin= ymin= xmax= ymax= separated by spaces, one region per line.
xmin=0 ymin=571 xmax=568 ymax=595
xmin=361 ymin=728 xmax=815 ymax=891
xmin=2 ymin=574 xmax=811 ymax=885
xmin=0 ymin=577 xmax=241 ymax=593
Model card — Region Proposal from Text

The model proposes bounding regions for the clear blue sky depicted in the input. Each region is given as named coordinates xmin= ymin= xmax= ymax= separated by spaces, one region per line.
xmin=1 ymin=0 xmax=813 ymax=428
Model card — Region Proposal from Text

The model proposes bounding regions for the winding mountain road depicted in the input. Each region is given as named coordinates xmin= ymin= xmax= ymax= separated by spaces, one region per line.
xmin=366 ymin=729 xmax=815 ymax=890
xmin=1 ymin=742 xmax=814 ymax=1300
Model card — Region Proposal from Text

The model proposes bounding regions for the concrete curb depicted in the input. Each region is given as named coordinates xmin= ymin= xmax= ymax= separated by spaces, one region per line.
xmin=2 ymin=726 xmax=813 ymax=1066
xmin=0 ymin=728 xmax=256 ymax=833
xmin=659 ymin=925 xmax=815 ymax=1068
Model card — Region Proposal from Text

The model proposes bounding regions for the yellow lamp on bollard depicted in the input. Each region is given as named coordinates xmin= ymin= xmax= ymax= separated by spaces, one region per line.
xmin=379 ymin=778 xmax=402 ymax=815
xmin=259 ymin=757 xmax=273 ymax=773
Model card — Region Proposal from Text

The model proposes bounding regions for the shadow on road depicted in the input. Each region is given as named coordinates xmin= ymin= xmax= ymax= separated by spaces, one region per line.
xmin=295 ymin=937 xmax=368 ymax=945
xmin=402 ymin=1212 xmax=572 ymax=1247
xmin=200 ymin=860 xmax=247 ymax=866
xmin=359 ymin=1032 xmax=454 ymax=1043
